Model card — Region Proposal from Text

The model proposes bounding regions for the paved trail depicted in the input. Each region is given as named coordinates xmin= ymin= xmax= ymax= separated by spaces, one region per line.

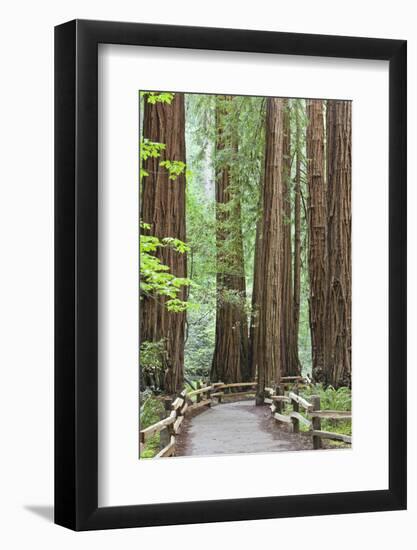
xmin=176 ymin=400 xmax=313 ymax=457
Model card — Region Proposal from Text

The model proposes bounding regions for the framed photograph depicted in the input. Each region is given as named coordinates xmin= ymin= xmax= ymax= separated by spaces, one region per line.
xmin=55 ymin=19 xmax=406 ymax=531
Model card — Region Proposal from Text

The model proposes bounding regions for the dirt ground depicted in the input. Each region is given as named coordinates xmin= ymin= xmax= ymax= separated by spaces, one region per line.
xmin=175 ymin=399 xmax=316 ymax=457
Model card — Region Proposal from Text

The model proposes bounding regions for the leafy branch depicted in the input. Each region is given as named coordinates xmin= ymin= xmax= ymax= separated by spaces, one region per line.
xmin=140 ymin=224 xmax=195 ymax=313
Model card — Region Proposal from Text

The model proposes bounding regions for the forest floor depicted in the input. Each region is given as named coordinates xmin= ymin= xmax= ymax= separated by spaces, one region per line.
xmin=175 ymin=400 xmax=315 ymax=457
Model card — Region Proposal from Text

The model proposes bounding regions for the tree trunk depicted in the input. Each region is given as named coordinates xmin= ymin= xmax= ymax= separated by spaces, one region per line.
xmin=280 ymin=100 xmax=300 ymax=376
xmin=140 ymin=93 xmax=187 ymax=394
xmin=249 ymin=208 xmax=262 ymax=381
xmin=293 ymin=100 xmax=302 ymax=369
xmin=253 ymin=97 xmax=284 ymax=401
xmin=211 ymin=96 xmax=249 ymax=384
xmin=307 ymin=99 xmax=327 ymax=383
xmin=249 ymin=105 xmax=267 ymax=382
xmin=324 ymin=100 xmax=352 ymax=387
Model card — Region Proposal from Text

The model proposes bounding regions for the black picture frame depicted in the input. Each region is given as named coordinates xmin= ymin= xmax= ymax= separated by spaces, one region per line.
xmin=55 ymin=19 xmax=407 ymax=531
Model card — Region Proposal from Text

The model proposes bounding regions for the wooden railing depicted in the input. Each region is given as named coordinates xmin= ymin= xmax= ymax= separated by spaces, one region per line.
xmin=264 ymin=385 xmax=352 ymax=448
xmin=139 ymin=378 xmax=351 ymax=457
xmin=139 ymin=381 xmax=258 ymax=458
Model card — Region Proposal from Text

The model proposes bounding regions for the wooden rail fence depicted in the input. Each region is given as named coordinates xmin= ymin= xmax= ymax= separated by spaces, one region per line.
xmin=139 ymin=381 xmax=257 ymax=457
xmin=139 ymin=378 xmax=351 ymax=457
xmin=264 ymin=384 xmax=352 ymax=448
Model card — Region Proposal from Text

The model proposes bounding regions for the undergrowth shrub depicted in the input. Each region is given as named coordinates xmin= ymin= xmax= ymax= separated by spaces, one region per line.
xmin=283 ymin=384 xmax=352 ymax=444
xmin=139 ymin=396 xmax=165 ymax=459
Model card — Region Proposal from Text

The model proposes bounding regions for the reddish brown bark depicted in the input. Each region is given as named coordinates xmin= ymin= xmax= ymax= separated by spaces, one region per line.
xmin=211 ymin=96 xmax=249 ymax=384
xmin=140 ymin=93 xmax=187 ymax=394
xmin=293 ymin=100 xmax=302 ymax=366
xmin=253 ymin=97 xmax=284 ymax=401
xmin=307 ymin=99 xmax=327 ymax=382
xmin=249 ymin=207 xmax=262 ymax=381
xmin=324 ymin=100 xmax=352 ymax=387
xmin=248 ymin=107 xmax=267 ymax=382
xmin=280 ymin=100 xmax=301 ymax=376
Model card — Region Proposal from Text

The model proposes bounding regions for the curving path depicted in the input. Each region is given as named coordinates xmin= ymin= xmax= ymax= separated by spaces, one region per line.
xmin=175 ymin=400 xmax=313 ymax=457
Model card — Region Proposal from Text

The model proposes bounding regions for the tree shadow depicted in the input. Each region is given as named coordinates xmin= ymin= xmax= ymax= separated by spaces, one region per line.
xmin=24 ymin=505 xmax=54 ymax=523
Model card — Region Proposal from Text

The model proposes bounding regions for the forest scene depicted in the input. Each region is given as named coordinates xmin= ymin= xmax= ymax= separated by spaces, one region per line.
xmin=139 ymin=91 xmax=352 ymax=459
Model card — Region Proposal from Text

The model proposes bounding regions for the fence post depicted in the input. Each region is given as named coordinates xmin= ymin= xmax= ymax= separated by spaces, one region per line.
xmin=214 ymin=381 xmax=223 ymax=403
xmin=196 ymin=380 xmax=202 ymax=403
xmin=159 ymin=426 xmax=170 ymax=450
xmin=291 ymin=388 xmax=300 ymax=433
xmin=159 ymin=397 xmax=172 ymax=451
xmin=206 ymin=382 xmax=212 ymax=407
xmin=256 ymin=378 xmax=265 ymax=406
xmin=276 ymin=385 xmax=283 ymax=414
xmin=311 ymin=395 xmax=321 ymax=449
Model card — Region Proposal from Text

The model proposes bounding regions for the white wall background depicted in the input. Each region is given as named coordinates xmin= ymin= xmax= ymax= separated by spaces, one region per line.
xmin=0 ymin=1 xmax=414 ymax=548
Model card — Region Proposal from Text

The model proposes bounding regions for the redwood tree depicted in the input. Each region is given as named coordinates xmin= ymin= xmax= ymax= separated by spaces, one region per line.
xmin=279 ymin=100 xmax=300 ymax=376
xmin=211 ymin=96 xmax=249 ymax=383
xmin=324 ymin=100 xmax=352 ymax=387
xmin=249 ymin=206 xmax=262 ymax=381
xmin=140 ymin=93 xmax=187 ymax=394
xmin=307 ymin=99 xmax=327 ymax=383
xmin=292 ymin=100 xmax=302 ymax=369
xmin=253 ymin=97 xmax=284 ymax=401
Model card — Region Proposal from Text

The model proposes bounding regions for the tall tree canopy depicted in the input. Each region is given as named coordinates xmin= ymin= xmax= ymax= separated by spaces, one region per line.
xmin=139 ymin=92 xmax=352 ymax=401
